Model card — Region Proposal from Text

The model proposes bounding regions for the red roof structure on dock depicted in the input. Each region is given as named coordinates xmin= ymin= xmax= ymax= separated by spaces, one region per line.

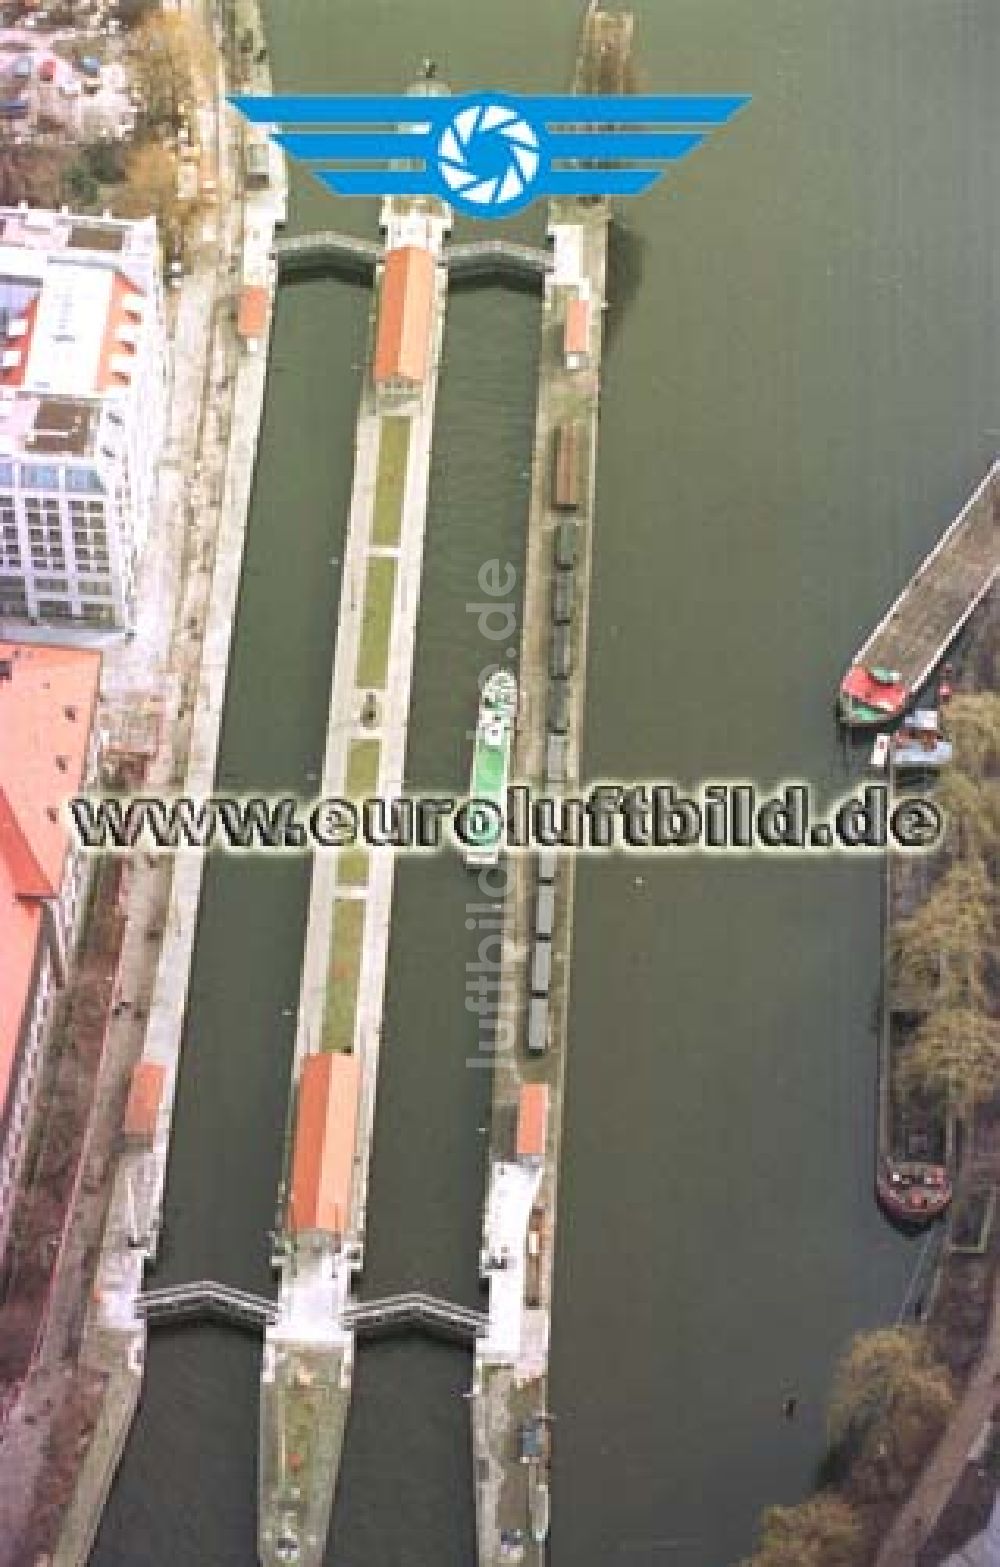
xmin=237 ymin=285 xmax=269 ymax=343
xmin=372 ymin=245 xmax=434 ymax=392
xmin=123 ymin=1061 xmax=165 ymax=1141
xmin=288 ymin=1052 xmax=360 ymax=1239
xmin=564 ymin=295 xmax=590 ymax=366
xmin=516 ymin=1083 xmax=548 ymax=1162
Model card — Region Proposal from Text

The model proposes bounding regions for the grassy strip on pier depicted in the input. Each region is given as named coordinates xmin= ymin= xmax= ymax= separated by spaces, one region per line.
xmin=344 ymin=737 xmax=380 ymax=799
xmin=355 ymin=557 xmax=396 ymax=689
xmin=371 ymin=416 xmax=409 ymax=547
xmin=336 ymin=738 xmax=381 ymax=886
xmin=321 ymin=899 xmax=365 ymax=1051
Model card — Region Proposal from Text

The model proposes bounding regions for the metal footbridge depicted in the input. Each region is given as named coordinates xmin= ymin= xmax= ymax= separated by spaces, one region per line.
xmin=136 ymin=1282 xmax=487 ymax=1342
xmin=344 ymin=1291 xmax=489 ymax=1344
xmin=136 ymin=1280 xmax=278 ymax=1331
xmin=272 ymin=231 xmax=552 ymax=285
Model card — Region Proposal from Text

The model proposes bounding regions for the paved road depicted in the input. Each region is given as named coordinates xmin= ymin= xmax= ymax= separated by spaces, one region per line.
xmin=878 ymin=1280 xmax=1000 ymax=1567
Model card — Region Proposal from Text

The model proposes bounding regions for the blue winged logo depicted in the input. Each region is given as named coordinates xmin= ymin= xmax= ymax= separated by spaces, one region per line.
xmin=230 ymin=91 xmax=749 ymax=219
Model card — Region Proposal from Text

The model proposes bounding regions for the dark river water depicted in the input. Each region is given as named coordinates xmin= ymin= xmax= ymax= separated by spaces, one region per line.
xmin=90 ymin=3 xmax=1000 ymax=1565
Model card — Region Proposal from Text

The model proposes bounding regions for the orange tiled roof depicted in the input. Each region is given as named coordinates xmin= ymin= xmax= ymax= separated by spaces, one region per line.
xmin=0 ymin=641 xmax=101 ymax=1121
xmin=95 ymin=271 xmax=145 ymax=393
xmin=0 ymin=856 xmax=41 ymax=1118
xmin=123 ymin=1061 xmax=165 ymax=1140
xmin=564 ymin=295 xmax=590 ymax=358
xmin=288 ymin=1052 xmax=360 ymax=1236
xmin=237 ymin=285 xmax=269 ymax=341
xmin=516 ymin=1082 xmax=548 ymax=1159
xmin=372 ymin=246 xmax=434 ymax=388
xmin=0 ymin=292 xmax=39 ymax=389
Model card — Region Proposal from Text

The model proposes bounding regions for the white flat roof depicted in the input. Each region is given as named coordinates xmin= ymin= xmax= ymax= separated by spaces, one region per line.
xmin=26 ymin=260 xmax=114 ymax=394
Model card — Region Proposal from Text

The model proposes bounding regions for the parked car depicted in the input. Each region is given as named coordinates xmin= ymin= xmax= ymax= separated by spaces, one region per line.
xmin=12 ymin=55 xmax=33 ymax=80
xmin=38 ymin=57 xmax=55 ymax=82
xmin=59 ymin=77 xmax=80 ymax=97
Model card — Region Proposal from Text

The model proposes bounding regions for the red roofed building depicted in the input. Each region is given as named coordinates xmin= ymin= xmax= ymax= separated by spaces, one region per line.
xmin=564 ymin=293 xmax=591 ymax=370
xmin=237 ymin=285 xmax=269 ymax=353
xmin=372 ymin=245 xmax=435 ymax=403
xmin=287 ymin=1052 xmax=361 ymax=1244
xmin=0 ymin=640 xmax=102 ymax=1256
xmin=123 ymin=1061 xmax=165 ymax=1143
xmin=516 ymin=1082 xmax=549 ymax=1165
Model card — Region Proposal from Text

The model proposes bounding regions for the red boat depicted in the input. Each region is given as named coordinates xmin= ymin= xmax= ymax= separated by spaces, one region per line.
xmin=838 ymin=463 xmax=1000 ymax=729
xmin=840 ymin=664 xmax=909 ymax=726
xmin=876 ymin=1158 xmax=951 ymax=1227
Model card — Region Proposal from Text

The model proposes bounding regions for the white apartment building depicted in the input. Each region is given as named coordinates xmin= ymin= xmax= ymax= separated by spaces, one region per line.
xmin=0 ymin=206 xmax=168 ymax=631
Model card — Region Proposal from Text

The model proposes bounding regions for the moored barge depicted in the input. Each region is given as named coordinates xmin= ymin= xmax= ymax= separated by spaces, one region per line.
xmin=839 ymin=462 xmax=1000 ymax=727
xmin=876 ymin=844 xmax=953 ymax=1230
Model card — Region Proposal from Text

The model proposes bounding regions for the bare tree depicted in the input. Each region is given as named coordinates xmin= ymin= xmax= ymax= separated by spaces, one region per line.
xmin=900 ymin=1006 xmax=1000 ymax=1105
xmin=114 ymin=143 xmax=186 ymax=238
xmin=129 ymin=12 xmax=214 ymax=132
xmin=741 ymin=1492 xmax=862 ymax=1567
xmin=828 ymin=1327 xmax=954 ymax=1501
xmin=891 ymin=857 xmax=992 ymax=1012
xmin=943 ymin=692 xmax=1000 ymax=776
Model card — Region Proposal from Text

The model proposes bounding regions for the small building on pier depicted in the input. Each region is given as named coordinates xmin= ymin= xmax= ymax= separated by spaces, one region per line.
xmin=516 ymin=1083 xmax=549 ymax=1167
xmin=287 ymin=1051 xmax=360 ymax=1246
xmin=237 ymin=283 xmax=269 ymax=354
xmin=122 ymin=1061 xmax=166 ymax=1145
xmin=563 ymin=291 xmax=591 ymax=371
xmin=372 ymin=244 xmax=435 ymax=406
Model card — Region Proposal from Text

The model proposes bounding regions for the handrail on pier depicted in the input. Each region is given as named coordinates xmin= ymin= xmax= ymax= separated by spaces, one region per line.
xmin=272 ymin=232 xmax=553 ymax=286
xmin=343 ymin=1290 xmax=489 ymax=1343
xmin=136 ymin=1280 xmax=279 ymax=1331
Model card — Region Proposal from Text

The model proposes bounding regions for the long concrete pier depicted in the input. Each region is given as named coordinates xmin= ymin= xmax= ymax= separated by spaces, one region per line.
xmin=470 ymin=12 xmax=629 ymax=1562
xmin=470 ymin=199 xmax=610 ymax=1565
xmin=257 ymin=190 xmax=453 ymax=1567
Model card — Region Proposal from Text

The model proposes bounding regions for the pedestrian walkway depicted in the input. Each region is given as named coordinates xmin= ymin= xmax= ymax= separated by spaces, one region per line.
xmin=137 ymin=1281 xmax=278 ymax=1331
xmin=877 ymin=1279 xmax=1000 ymax=1567
xmin=343 ymin=1292 xmax=488 ymax=1342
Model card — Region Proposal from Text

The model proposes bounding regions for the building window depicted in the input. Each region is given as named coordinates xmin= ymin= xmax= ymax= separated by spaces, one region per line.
xmin=36 ymin=577 xmax=68 ymax=592
xmin=20 ymin=464 xmax=60 ymax=490
xmin=65 ymin=468 xmax=103 ymax=495
xmin=81 ymin=580 xmax=112 ymax=598
xmin=0 ymin=462 xmax=13 ymax=487
xmin=80 ymin=603 xmax=113 ymax=626
xmin=38 ymin=600 xmax=72 ymax=620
